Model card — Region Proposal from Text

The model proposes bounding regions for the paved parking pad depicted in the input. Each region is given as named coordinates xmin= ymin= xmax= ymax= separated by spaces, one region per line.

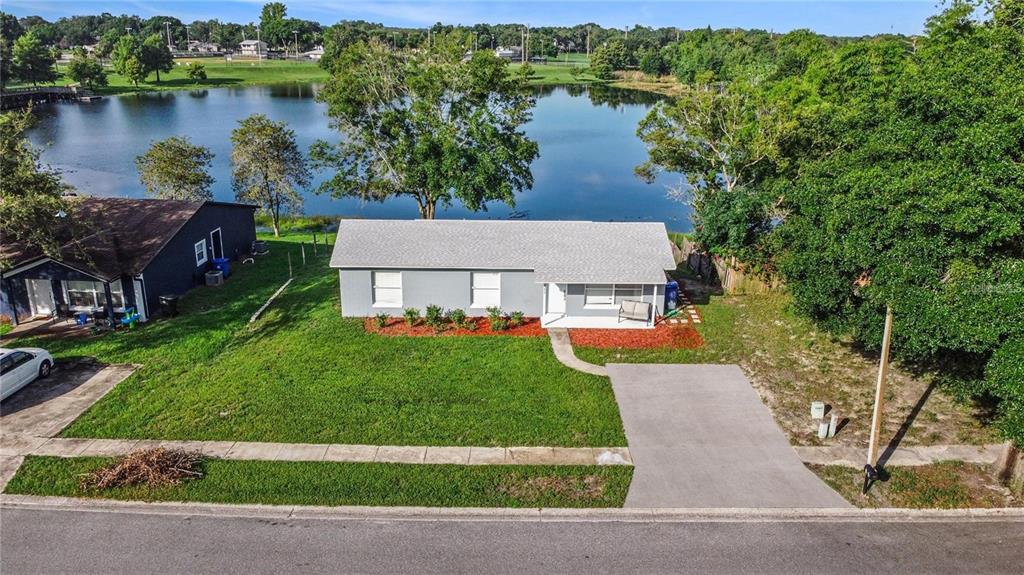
xmin=607 ymin=363 xmax=850 ymax=508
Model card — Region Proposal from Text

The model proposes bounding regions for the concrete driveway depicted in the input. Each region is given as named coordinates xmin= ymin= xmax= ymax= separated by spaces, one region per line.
xmin=1 ymin=361 xmax=134 ymax=443
xmin=608 ymin=363 xmax=850 ymax=508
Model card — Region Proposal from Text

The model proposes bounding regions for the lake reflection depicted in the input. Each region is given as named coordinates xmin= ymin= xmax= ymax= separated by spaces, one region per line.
xmin=28 ymin=83 xmax=690 ymax=230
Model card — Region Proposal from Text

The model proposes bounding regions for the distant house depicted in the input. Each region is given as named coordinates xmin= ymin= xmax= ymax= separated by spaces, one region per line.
xmin=494 ymin=46 xmax=522 ymax=61
xmin=188 ymin=40 xmax=221 ymax=53
xmin=302 ymin=45 xmax=324 ymax=60
xmin=238 ymin=39 xmax=268 ymax=58
xmin=330 ymin=220 xmax=676 ymax=329
xmin=0 ymin=198 xmax=256 ymax=326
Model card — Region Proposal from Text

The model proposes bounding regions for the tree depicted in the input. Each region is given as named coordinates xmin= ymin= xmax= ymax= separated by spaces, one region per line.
xmin=111 ymin=35 xmax=143 ymax=83
xmin=231 ymin=114 xmax=309 ymax=237
xmin=141 ymin=33 xmax=173 ymax=82
xmin=0 ymin=109 xmax=71 ymax=268
xmin=65 ymin=49 xmax=108 ymax=88
xmin=310 ymin=38 xmax=539 ymax=219
xmin=260 ymin=2 xmax=289 ymax=49
xmin=636 ymin=81 xmax=782 ymax=266
xmin=94 ymin=29 xmax=121 ymax=59
xmin=0 ymin=11 xmax=23 ymax=45
xmin=11 ymin=31 xmax=57 ymax=86
xmin=186 ymin=61 xmax=207 ymax=82
xmin=136 ymin=136 xmax=215 ymax=201
xmin=0 ymin=38 xmax=11 ymax=89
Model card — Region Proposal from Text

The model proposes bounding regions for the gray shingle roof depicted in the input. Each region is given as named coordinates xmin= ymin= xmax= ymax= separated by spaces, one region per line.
xmin=330 ymin=220 xmax=676 ymax=284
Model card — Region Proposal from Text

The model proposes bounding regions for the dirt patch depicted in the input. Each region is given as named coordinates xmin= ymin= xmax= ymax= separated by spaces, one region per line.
xmin=808 ymin=462 xmax=1023 ymax=508
xmin=498 ymin=473 xmax=607 ymax=502
xmin=569 ymin=324 xmax=704 ymax=349
xmin=80 ymin=448 xmax=204 ymax=491
xmin=364 ymin=317 xmax=545 ymax=337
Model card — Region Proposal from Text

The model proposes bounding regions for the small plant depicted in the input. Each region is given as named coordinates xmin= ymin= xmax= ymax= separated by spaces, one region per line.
xmin=490 ymin=317 xmax=509 ymax=332
xmin=486 ymin=306 xmax=503 ymax=322
xmin=508 ymin=310 xmax=525 ymax=328
xmin=403 ymin=307 xmax=420 ymax=326
xmin=374 ymin=312 xmax=389 ymax=329
xmin=447 ymin=308 xmax=468 ymax=328
xmin=425 ymin=304 xmax=445 ymax=327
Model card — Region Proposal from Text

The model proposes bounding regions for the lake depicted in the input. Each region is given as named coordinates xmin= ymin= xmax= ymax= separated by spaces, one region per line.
xmin=28 ymin=84 xmax=691 ymax=230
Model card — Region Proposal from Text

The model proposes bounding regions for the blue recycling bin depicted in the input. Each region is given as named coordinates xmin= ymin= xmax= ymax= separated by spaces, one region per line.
xmin=213 ymin=257 xmax=230 ymax=278
xmin=665 ymin=280 xmax=679 ymax=311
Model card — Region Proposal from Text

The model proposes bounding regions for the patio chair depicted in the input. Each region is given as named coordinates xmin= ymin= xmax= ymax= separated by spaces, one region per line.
xmin=618 ymin=300 xmax=652 ymax=324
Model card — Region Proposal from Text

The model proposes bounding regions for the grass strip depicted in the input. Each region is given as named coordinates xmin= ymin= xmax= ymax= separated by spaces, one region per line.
xmin=6 ymin=456 xmax=632 ymax=508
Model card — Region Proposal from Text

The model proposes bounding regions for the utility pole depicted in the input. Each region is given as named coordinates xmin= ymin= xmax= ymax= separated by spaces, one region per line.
xmin=521 ymin=27 xmax=525 ymax=63
xmin=586 ymin=26 xmax=591 ymax=58
xmin=864 ymin=305 xmax=894 ymax=490
xmin=256 ymin=28 xmax=262 ymax=64
xmin=185 ymin=25 xmax=191 ymax=46
xmin=625 ymin=25 xmax=629 ymax=41
xmin=293 ymin=30 xmax=299 ymax=59
xmin=165 ymin=21 xmax=173 ymax=51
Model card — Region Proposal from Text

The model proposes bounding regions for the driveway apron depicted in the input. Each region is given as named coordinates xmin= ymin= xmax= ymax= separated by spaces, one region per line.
xmin=607 ymin=363 xmax=850 ymax=508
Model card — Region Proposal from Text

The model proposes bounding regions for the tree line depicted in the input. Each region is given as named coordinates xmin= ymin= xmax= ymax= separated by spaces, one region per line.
xmin=636 ymin=0 xmax=1023 ymax=444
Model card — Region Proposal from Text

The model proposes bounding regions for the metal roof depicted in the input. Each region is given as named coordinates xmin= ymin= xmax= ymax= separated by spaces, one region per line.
xmin=330 ymin=219 xmax=676 ymax=284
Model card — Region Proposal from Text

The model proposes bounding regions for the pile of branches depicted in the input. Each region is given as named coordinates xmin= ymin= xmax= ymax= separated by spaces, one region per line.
xmin=79 ymin=448 xmax=204 ymax=491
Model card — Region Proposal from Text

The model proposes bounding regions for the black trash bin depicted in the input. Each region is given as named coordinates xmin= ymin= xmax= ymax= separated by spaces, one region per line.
xmin=159 ymin=294 xmax=179 ymax=317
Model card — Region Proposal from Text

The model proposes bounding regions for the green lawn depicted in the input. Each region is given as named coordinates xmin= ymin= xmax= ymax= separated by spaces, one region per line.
xmin=11 ymin=234 xmax=624 ymax=447
xmin=5 ymin=456 xmax=632 ymax=508
xmin=510 ymin=62 xmax=604 ymax=85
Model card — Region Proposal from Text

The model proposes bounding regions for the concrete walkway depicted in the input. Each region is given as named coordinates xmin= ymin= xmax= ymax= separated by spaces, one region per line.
xmin=608 ymin=363 xmax=850 ymax=508
xmin=795 ymin=444 xmax=1005 ymax=468
xmin=548 ymin=328 xmax=608 ymax=376
xmin=4 ymin=436 xmax=632 ymax=465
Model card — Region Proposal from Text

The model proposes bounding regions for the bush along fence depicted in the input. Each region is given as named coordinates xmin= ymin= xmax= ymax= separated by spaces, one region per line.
xmin=674 ymin=236 xmax=784 ymax=295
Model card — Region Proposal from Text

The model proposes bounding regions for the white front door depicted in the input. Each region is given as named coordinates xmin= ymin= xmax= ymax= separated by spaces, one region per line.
xmin=26 ymin=279 xmax=55 ymax=317
xmin=546 ymin=283 xmax=566 ymax=314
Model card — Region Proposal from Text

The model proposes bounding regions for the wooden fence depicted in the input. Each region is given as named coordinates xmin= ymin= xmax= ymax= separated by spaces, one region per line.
xmin=675 ymin=237 xmax=784 ymax=295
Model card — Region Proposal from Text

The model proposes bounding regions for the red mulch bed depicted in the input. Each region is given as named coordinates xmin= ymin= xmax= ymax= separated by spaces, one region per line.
xmin=364 ymin=317 xmax=546 ymax=337
xmin=569 ymin=323 xmax=704 ymax=349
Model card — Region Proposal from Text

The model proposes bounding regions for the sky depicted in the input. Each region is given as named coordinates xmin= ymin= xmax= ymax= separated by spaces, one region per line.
xmin=3 ymin=1 xmax=944 ymax=37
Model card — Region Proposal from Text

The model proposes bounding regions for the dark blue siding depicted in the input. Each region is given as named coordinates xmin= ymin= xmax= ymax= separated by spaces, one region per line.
xmin=139 ymin=203 xmax=256 ymax=314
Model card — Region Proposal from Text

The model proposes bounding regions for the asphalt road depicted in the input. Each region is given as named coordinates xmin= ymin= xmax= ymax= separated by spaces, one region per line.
xmin=2 ymin=508 xmax=1022 ymax=574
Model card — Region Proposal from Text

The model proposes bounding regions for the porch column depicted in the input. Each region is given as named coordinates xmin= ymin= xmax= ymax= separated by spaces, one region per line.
xmin=102 ymin=281 xmax=116 ymax=321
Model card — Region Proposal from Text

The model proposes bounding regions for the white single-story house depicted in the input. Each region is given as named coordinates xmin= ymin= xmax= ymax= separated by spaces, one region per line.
xmin=329 ymin=220 xmax=676 ymax=329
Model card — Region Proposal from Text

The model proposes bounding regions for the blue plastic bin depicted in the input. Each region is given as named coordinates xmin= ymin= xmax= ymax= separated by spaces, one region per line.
xmin=665 ymin=280 xmax=679 ymax=311
xmin=213 ymin=257 xmax=230 ymax=278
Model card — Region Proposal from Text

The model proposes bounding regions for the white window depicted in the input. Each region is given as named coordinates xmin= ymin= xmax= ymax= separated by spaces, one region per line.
xmin=584 ymin=284 xmax=643 ymax=307
xmin=471 ymin=272 xmax=501 ymax=308
xmin=65 ymin=280 xmax=103 ymax=309
xmin=372 ymin=271 xmax=402 ymax=307
xmin=195 ymin=239 xmax=208 ymax=266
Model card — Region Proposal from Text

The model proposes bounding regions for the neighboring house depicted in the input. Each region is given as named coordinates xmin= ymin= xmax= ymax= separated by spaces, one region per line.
xmin=0 ymin=198 xmax=256 ymax=326
xmin=494 ymin=46 xmax=522 ymax=61
xmin=302 ymin=45 xmax=325 ymax=60
xmin=188 ymin=41 xmax=221 ymax=53
xmin=330 ymin=220 xmax=676 ymax=329
xmin=238 ymin=39 xmax=268 ymax=58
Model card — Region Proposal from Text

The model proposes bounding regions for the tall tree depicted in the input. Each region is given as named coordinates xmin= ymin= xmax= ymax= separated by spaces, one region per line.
xmin=136 ymin=136 xmax=215 ymax=201
xmin=141 ymin=33 xmax=173 ymax=82
xmin=636 ymin=80 xmax=782 ymax=267
xmin=0 ymin=109 xmax=70 ymax=268
xmin=0 ymin=38 xmax=12 ymax=89
xmin=260 ymin=2 xmax=288 ymax=48
xmin=65 ymin=48 xmax=108 ymax=88
xmin=231 ymin=114 xmax=310 ymax=237
xmin=310 ymin=37 xmax=539 ymax=219
xmin=111 ymin=35 xmax=143 ymax=85
xmin=11 ymin=30 xmax=57 ymax=86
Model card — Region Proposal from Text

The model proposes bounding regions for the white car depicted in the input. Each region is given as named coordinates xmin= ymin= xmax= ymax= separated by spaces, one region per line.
xmin=0 ymin=347 xmax=54 ymax=401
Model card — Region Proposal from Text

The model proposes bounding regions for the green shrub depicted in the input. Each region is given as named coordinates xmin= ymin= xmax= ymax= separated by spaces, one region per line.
xmin=374 ymin=313 xmax=389 ymax=329
xmin=447 ymin=308 xmax=468 ymax=328
xmin=490 ymin=318 xmax=509 ymax=332
xmin=403 ymin=307 xmax=420 ymax=326
xmin=485 ymin=306 xmax=503 ymax=322
xmin=425 ymin=305 xmax=445 ymax=328
xmin=508 ymin=311 xmax=525 ymax=328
